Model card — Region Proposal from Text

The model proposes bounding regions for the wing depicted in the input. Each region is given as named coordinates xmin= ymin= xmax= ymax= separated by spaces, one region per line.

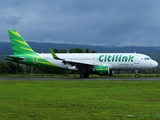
xmin=49 ymin=49 xmax=95 ymax=69
xmin=49 ymin=49 xmax=113 ymax=70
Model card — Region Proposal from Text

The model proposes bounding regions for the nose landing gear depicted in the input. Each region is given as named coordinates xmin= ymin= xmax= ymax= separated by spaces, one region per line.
xmin=135 ymin=70 xmax=139 ymax=78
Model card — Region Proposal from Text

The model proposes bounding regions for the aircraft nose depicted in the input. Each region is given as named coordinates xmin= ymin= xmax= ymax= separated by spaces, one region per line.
xmin=153 ymin=61 xmax=158 ymax=68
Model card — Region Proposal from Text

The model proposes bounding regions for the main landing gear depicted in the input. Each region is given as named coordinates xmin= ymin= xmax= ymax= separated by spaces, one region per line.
xmin=80 ymin=73 xmax=89 ymax=78
xmin=135 ymin=70 xmax=139 ymax=78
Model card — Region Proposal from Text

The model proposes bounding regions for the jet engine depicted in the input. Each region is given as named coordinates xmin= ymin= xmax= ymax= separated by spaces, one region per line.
xmin=93 ymin=66 xmax=110 ymax=75
xmin=68 ymin=66 xmax=78 ymax=70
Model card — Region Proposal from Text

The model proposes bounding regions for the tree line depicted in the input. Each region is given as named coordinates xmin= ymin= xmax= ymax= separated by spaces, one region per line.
xmin=0 ymin=62 xmax=67 ymax=74
xmin=0 ymin=62 xmax=157 ymax=75
xmin=53 ymin=48 xmax=96 ymax=53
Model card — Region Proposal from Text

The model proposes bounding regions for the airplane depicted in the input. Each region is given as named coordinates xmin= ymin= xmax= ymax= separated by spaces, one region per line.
xmin=5 ymin=30 xmax=158 ymax=78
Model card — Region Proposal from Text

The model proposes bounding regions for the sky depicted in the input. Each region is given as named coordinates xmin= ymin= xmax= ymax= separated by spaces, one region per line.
xmin=1 ymin=0 xmax=160 ymax=46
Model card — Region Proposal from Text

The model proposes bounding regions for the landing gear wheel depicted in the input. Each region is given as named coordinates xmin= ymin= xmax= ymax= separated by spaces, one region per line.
xmin=135 ymin=74 xmax=139 ymax=78
xmin=80 ymin=73 xmax=89 ymax=78
xmin=80 ymin=73 xmax=85 ymax=78
xmin=135 ymin=70 xmax=139 ymax=78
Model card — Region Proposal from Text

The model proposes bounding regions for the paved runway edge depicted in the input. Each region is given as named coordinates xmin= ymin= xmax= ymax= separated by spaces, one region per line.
xmin=0 ymin=77 xmax=160 ymax=81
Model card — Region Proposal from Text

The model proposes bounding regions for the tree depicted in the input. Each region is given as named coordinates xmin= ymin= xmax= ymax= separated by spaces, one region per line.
xmin=53 ymin=48 xmax=59 ymax=53
xmin=59 ymin=49 xmax=68 ymax=53
xmin=69 ymin=48 xmax=84 ymax=53
xmin=84 ymin=48 xmax=90 ymax=53
xmin=91 ymin=50 xmax=96 ymax=53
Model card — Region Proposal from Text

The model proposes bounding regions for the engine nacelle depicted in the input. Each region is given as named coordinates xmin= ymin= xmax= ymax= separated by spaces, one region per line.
xmin=68 ymin=66 xmax=78 ymax=70
xmin=93 ymin=66 xmax=110 ymax=75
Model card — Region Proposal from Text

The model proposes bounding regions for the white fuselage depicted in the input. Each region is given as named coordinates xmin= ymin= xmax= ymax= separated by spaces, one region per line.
xmin=38 ymin=53 xmax=158 ymax=70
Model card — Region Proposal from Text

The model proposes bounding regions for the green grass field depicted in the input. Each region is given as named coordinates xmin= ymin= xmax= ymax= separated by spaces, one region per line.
xmin=0 ymin=80 xmax=160 ymax=120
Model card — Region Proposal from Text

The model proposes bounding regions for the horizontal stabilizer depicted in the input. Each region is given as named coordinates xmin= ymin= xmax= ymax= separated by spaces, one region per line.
xmin=5 ymin=55 xmax=25 ymax=61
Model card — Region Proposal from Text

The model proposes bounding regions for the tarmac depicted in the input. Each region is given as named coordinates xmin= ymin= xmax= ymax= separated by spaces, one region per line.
xmin=0 ymin=77 xmax=160 ymax=81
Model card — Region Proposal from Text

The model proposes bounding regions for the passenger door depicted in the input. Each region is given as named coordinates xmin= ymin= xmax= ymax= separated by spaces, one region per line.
xmin=33 ymin=56 xmax=38 ymax=64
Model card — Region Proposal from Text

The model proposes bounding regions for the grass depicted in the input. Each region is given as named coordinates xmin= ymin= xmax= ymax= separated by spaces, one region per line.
xmin=0 ymin=80 xmax=160 ymax=119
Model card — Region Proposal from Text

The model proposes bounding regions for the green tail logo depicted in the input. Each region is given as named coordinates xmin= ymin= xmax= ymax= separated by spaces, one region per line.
xmin=6 ymin=30 xmax=59 ymax=68
xmin=8 ymin=30 xmax=36 ymax=55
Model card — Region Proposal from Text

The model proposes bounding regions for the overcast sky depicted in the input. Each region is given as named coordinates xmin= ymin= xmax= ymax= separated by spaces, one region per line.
xmin=1 ymin=0 xmax=160 ymax=46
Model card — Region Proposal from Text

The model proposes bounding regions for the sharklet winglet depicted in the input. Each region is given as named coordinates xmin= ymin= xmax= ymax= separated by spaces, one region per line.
xmin=49 ymin=49 xmax=63 ymax=60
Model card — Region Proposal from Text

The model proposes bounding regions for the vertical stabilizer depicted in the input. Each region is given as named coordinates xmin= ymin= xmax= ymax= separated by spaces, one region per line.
xmin=8 ymin=30 xmax=36 ymax=55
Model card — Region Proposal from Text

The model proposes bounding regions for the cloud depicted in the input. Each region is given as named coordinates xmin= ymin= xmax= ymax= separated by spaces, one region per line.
xmin=0 ymin=16 xmax=21 ymax=26
xmin=1 ymin=0 xmax=160 ymax=46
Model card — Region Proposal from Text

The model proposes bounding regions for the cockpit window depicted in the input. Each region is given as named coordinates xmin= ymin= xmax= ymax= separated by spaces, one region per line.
xmin=144 ymin=57 xmax=151 ymax=60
